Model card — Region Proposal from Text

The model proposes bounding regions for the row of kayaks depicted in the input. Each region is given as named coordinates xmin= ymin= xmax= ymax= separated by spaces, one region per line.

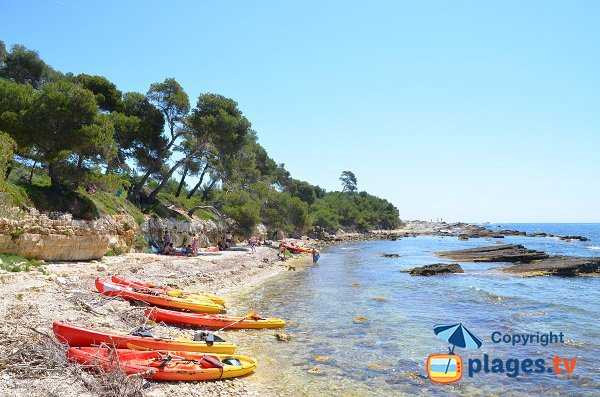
xmin=56 ymin=275 xmax=286 ymax=381
xmin=95 ymin=276 xmax=285 ymax=328
xmin=96 ymin=277 xmax=224 ymax=313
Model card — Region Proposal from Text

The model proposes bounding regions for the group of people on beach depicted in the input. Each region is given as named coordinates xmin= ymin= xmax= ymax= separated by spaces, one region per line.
xmin=159 ymin=230 xmax=201 ymax=256
xmin=157 ymin=229 xmax=316 ymax=261
xmin=158 ymin=229 xmax=241 ymax=256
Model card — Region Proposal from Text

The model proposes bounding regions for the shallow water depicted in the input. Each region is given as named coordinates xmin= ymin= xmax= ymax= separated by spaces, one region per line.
xmin=228 ymin=224 xmax=600 ymax=396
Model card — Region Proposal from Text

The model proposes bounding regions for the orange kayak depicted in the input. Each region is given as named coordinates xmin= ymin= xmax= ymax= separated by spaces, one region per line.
xmin=111 ymin=275 xmax=226 ymax=306
xmin=95 ymin=278 xmax=224 ymax=314
xmin=145 ymin=307 xmax=286 ymax=329
xmin=53 ymin=321 xmax=236 ymax=354
xmin=66 ymin=347 xmax=257 ymax=381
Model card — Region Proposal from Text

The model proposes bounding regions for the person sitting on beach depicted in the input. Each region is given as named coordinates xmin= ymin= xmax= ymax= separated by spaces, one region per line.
xmin=217 ymin=240 xmax=224 ymax=251
xmin=184 ymin=244 xmax=192 ymax=255
xmin=162 ymin=243 xmax=173 ymax=255
xmin=249 ymin=235 xmax=258 ymax=254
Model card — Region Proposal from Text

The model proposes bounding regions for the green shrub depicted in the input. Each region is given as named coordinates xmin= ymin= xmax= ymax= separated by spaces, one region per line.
xmin=10 ymin=228 xmax=22 ymax=239
xmin=133 ymin=234 xmax=151 ymax=253
xmin=220 ymin=190 xmax=260 ymax=233
xmin=310 ymin=208 xmax=341 ymax=232
xmin=0 ymin=180 xmax=31 ymax=207
xmin=0 ymin=254 xmax=47 ymax=273
xmin=260 ymin=191 xmax=309 ymax=233
xmin=105 ymin=244 xmax=124 ymax=257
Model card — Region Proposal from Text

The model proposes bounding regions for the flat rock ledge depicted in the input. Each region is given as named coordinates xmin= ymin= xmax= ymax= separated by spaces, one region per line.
xmin=437 ymin=244 xmax=600 ymax=277
xmin=402 ymin=263 xmax=464 ymax=276
xmin=501 ymin=256 xmax=600 ymax=277
xmin=436 ymin=244 xmax=549 ymax=263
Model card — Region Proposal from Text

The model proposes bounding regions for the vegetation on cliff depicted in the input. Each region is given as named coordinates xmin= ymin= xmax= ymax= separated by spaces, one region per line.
xmin=0 ymin=41 xmax=399 ymax=235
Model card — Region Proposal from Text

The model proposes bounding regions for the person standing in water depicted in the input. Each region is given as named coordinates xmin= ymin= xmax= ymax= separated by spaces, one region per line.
xmin=312 ymin=248 xmax=320 ymax=263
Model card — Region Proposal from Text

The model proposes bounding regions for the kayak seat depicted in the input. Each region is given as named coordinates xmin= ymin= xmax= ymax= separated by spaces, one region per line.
xmin=200 ymin=355 xmax=223 ymax=368
xmin=130 ymin=330 xmax=154 ymax=338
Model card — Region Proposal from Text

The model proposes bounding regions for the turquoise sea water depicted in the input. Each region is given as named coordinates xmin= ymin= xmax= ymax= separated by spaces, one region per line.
xmin=228 ymin=224 xmax=600 ymax=396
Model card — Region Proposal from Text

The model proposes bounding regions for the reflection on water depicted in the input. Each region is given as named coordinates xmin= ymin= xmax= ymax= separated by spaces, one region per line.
xmin=225 ymin=225 xmax=600 ymax=396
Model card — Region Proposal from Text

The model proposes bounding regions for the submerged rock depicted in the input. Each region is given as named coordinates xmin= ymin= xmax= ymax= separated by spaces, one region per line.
xmin=380 ymin=253 xmax=401 ymax=258
xmin=404 ymin=263 xmax=464 ymax=276
xmin=436 ymin=244 xmax=549 ymax=263
xmin=275 ymin=332 xmax=293 ymax=341
xmin=558 ymin=235 xmax=590 ymax=242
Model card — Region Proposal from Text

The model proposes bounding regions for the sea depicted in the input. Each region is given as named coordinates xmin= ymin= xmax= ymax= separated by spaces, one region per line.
xmin=228 ymin=224 xmax=600 ymax=396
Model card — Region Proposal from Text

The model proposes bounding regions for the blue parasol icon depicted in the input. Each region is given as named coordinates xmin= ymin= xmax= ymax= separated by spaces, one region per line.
xmin=434 ymin=323 xmax=483 ymax=353
xmin=433 ymin=323 xmax=483 ymax=375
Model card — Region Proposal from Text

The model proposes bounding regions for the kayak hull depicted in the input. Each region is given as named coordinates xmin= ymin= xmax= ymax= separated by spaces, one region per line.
xmin=53 ymin=321 xmax=236 ymax=354
xmin=111 ymin=275 xmax=226 ymax=306
xmin=282 ymin=244 xmax=319 ymax=254
xmin=145 ymin=307 xmax=286 ymax=329
xmin=95 ymin=278 xmax=224 ymax=314
xmin=67 ymin=347 xmax=256 ymax=381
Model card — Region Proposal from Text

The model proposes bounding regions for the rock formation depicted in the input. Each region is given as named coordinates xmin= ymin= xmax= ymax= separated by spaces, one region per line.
xmin=436 ymin=244 xmax=549 ymax=263
xmin=403 ymin=263 xmax=464 ymax=276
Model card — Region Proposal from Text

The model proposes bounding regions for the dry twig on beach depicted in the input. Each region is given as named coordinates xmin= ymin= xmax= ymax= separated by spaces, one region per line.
xmin=0 ymin=322 xmax=144 ymax=397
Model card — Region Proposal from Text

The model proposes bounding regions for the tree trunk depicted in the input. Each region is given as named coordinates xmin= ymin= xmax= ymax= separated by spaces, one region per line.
xmin=105 ymin=157 xmax=115 ymax=175
xmin=128 ymin=135 xmax=179 ymax=203
xmin=48 ymin=161 xmax=61 ymax=191
xmin=175 ymin=162 xmax=189 ymax=197
xmin=186 ymin=163 xmax=210 ymax=199
xmin=201 ymin=178 xmax=218 ymax=201
xmin=77 ymin=155 xmax=84 ymax=170
xmin=146 ymin=157 xmax=187 ymax=203
xmin=28 ymin=160 xmax=37 ymax=183
xmin=5 ymin=163 xmax=13 ymax=180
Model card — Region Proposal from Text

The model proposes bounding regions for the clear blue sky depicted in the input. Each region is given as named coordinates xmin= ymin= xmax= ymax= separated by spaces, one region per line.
xmin=2 ymin=0 xmax=599 ymax=222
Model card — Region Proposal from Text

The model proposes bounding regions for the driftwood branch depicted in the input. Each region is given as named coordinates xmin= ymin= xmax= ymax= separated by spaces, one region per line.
xmin=188 ymin=205 xmax=222 ymax=218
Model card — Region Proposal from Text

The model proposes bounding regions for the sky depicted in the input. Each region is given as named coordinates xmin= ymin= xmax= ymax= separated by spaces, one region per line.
xmin=1 ymin=0 xmax=599 ymax=222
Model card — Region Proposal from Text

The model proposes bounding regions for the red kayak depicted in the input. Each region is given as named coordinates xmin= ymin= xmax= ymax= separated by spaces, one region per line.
xmin=145 ymin=307 xmax=286 ymax=329
xmin=67 ymin=347 xmax=257 ymax=381
xmin=53 ymin=321 xmax=236 ymax=354
xmin=94 ymin=278 xmax=223 ymax=314
xmin=111 ymin=275 xmax=225 ymax=306
xmin=281 ymin=243 xmax=320 ymax=254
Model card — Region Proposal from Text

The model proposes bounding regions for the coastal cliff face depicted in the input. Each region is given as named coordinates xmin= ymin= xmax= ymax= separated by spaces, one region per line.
xmin=142 ymin=216 xmax=224 ymax=248
xmin=0 ymin=204 xmax=229 ymax=261
xmin=0 ymin=206 xmax=136 ymax=261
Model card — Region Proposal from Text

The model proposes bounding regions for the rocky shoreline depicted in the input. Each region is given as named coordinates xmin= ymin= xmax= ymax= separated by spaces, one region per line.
xmin=435 ymin=244 xmax=600 ymax=277
xmin=315 ymin=220 xmax=590 ymax=243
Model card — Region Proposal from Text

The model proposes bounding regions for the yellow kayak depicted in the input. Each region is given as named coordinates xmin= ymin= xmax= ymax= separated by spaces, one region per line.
xmin=112 ymin=275 xmax=226 ymax=306
xmin=96 ymin=279 xmax=224 ymax=314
